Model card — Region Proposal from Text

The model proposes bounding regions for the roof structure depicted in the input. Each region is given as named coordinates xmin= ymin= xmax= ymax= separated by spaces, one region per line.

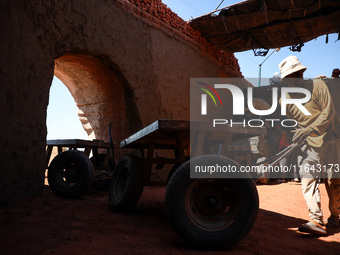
xmin=189 ymin=0 xmax=340 ymax=53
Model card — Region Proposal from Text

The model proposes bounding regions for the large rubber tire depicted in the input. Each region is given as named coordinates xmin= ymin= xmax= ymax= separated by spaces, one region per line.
xmin=165 ymin=155 xmax=259 ymax=250
xmin=109 ymin=155 xmax=144 ymax=213
xmin=48 ymin=150 xmax=95 ymax=198
xmin=90 ymin=154 xmax=115 ymax=191
xmin=166 ymin=156 xmax=190 ymax=184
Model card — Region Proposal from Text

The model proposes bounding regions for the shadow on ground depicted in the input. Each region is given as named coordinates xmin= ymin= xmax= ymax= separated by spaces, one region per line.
xmin=0 ymin=186 xmax=339 ymax=254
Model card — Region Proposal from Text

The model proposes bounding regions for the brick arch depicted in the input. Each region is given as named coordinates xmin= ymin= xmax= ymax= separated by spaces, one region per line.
xmin=54 ymin=53 xmax=142 ymax=143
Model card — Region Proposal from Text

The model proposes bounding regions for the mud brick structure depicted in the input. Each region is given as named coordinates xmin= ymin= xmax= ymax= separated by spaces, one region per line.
xmin=0 ymin=0 xmax=244 ymax=207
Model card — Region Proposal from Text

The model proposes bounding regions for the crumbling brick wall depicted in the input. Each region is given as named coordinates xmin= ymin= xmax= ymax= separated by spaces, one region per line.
xmin=126 ymin=0 xmax=241 ymax=75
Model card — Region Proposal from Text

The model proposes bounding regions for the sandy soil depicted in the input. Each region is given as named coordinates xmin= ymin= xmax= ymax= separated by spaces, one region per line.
xmin=1 ymin=181 xmax=339 ymax=255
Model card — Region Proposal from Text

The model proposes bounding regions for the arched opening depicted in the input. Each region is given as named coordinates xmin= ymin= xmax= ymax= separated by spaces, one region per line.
xmin=52 ymin=53 xmax=135 ymax=144
xmin=47 ymin=76 xmax=88 ymax=140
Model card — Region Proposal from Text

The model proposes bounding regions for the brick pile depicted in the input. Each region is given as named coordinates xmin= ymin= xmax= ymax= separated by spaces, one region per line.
xmin=126 ymin=0 xmax=241 ymax=75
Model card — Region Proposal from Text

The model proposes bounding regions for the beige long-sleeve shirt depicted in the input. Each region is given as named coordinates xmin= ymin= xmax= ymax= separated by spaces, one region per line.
xmin=284 ymin=79 xmax=340 ymax=147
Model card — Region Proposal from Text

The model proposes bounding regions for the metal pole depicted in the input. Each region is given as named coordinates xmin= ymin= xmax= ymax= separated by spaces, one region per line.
xmin=258 ymin=49 xmax=277 ymax=87
xmin=258 ymin=64 xmax=262 ymax=86
xmin=215 ymin=0 xmax=225 ymax=10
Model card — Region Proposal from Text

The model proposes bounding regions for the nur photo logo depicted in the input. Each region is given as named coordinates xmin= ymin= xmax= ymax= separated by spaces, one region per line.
xmin=196 ymin=82 xmax=222 ymax=115
xmin=192 ymin=78 xmax=312 ymax=129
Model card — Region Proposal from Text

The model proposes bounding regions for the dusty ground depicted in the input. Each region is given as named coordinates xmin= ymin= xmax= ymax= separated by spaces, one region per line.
xmin=1 ymin=181 xmax=339 ymax=255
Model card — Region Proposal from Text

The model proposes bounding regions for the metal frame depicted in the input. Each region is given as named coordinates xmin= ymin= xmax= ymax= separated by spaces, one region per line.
xmin=120 ymin=119 xmax=266 ymax=185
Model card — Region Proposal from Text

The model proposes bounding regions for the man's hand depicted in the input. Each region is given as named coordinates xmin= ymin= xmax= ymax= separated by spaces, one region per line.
xmin=292 ymin=127 xmax=313 ymax=143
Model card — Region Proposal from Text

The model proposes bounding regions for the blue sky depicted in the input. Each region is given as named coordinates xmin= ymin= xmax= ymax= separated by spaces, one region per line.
xmin=47 ymin=0 xmax=340 ymax=140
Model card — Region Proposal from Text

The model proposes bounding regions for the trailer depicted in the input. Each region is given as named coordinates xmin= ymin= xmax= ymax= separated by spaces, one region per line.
xmin=46 ymin=139 xmax=118 ymax=197
xmin=46 ymin=119 xmax=266 ymax=249
xmin=109 ymin=119 xmax=266 ymax=249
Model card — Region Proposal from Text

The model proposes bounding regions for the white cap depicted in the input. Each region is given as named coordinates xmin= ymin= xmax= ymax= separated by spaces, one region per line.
xmin=278 ymin=56 xmax=307 ymax=79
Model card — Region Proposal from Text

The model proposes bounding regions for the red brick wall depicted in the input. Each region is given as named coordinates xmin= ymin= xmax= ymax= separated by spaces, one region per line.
xmin=126 ymin=0 xmax=241 ymax=74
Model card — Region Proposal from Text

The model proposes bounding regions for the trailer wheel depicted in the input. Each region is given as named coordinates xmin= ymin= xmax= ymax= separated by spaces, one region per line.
xmin=166 ymin=157 xmax=190 ymax=184
xmin=48 ymin=150 xmax=95 ymax=198
xmin=165 ymin=155 xmax=259 ymax=250
xmin=90 ymin=154 xmax=115 ymax=191
xmin=109 ymin=155 xmax=144 ymax=213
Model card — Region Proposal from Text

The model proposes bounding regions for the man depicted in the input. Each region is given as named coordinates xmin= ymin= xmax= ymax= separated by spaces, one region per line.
xmin=279 ymin=56 xmax=340 ymax=235
xmin=332 ymin=68 xmax=340 ymax=78
xmin=269 ymin=72 xmax=281 ymax=85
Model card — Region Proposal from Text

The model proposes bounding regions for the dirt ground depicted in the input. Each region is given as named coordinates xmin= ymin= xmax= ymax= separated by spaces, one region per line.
xmin=1 ymin=180 xmax=339 ymax=255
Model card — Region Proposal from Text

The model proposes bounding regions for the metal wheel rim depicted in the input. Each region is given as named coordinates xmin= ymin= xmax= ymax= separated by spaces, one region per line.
xmin=56 ymin=163 xmax=80 ymax=188
xmin=185 ymin=179 xmax=242 ymax=231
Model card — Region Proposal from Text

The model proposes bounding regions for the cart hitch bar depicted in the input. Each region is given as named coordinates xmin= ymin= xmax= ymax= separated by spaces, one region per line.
xmin=253 ymin=139 xmax=306 ymax=183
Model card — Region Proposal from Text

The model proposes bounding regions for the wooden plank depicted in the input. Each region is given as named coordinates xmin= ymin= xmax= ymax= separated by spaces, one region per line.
xmin=191 ymin=131 xmax=207 ymax=157
xmin=120 ymin=121 xmax=160 ymax=148
xmin=120 ymin=120 xmax=190 ymax=148
xmin=247 ymin=153 xmax=252 ymax=166
xmin=221 ymin=133 xmax=233 ymax=156
xmin=46 ymin=145 xmax=53 ymax=168
xmin=175 ymin=132 xmax=186 ymax=164
xmin=47 ymin=139 xmax=114 ymax=149
xmin=190 ymin=122 xmax=266 ymax=136
xmin=92 ymin=147 xmax=99 ymax=166
xmin=84 ymin=146 xmax=91 ymax=157
xmin=144 ymin=143 xmax=155 ymax=183
xmin=128 ymin=138 xmax=178 ymax=146
xmin=121 ymin=120 xmax=265 ymax=149
xmin=157 ymin=120 xmax=190 ymax=130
